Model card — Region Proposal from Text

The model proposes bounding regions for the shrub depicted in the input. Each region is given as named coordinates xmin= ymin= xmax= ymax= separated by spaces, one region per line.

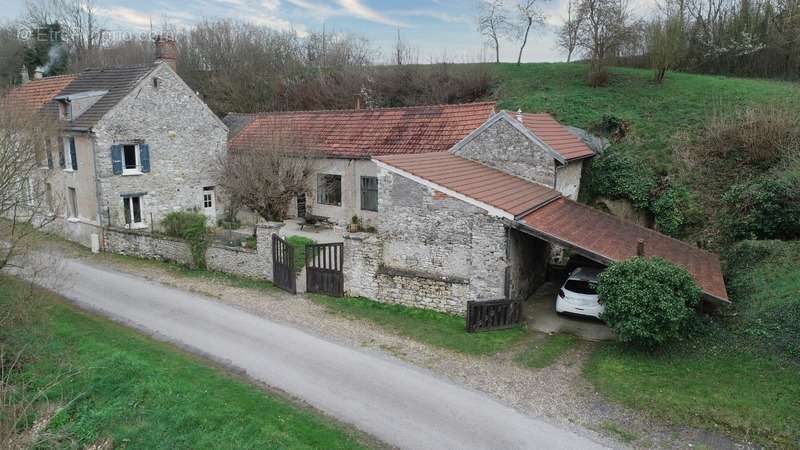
xmin=651 ymin=182 xmax=699 ymax=237
xmin=162 ymin=211 xmax=209 ymax=268
xmin=597 ymin=257 xmax=701 ymax=348
xmin=587 ymin=69 xmax=610 ymax=87
xmin=586 ymin=149 xmax=657 ymax=209
xmin=720 ymin=172 xmax=800 ymax=241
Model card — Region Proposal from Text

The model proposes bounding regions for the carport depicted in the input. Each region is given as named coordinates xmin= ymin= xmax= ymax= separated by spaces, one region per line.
xmin=374 ymin=153 xmax=730 ymax=315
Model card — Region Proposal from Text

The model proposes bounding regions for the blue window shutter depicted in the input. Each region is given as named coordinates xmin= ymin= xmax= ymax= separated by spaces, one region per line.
xmin=69 ymin=137 xmax=77 ymax=170
xmin=58 ymin=138 xmax=65 ymax=168
xmin=111 ymin=145 xmax=123 ymax=174
xmin=139 ymin=144 xmax=150 ymax=173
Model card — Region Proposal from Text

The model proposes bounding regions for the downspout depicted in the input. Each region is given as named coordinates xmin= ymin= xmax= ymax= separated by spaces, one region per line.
xmin=90 ymin=130 xmax=106 ymax=248
xmin=504 ymin=226 xmax=511 ymax=300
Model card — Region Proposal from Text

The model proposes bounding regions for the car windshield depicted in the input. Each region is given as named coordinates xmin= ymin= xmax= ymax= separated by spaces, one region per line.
xmin=564 ymin=279 xmax=597 ymax=295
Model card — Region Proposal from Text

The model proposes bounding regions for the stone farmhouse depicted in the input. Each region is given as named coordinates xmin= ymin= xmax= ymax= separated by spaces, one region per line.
xmin=228 ymin=103 xmax=729 ymax=315
xmin=226 ymin=103 xmax=592 ymax=227
xmin=5 ymin=39 xmax=227 ymax=248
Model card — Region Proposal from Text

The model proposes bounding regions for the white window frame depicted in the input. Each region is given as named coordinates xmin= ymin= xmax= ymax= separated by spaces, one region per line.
xmin=121 ymin=144 xmax=142 ymax=175
xmin=122 ymin=195 xmax=146 ymax=229
xmin=63 ymin=137 xmax=75 ymax=172
xmin=203 ymin=189 xmax=214 ymax=209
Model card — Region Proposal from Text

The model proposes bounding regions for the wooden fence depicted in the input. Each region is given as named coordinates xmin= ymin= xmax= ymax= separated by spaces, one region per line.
xmin=466 ymin=299 xmax=522 ymax=332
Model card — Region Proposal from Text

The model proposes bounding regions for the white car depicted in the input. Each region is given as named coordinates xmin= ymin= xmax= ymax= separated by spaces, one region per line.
xmin=555 ymin=267 xmax=604 ymax=319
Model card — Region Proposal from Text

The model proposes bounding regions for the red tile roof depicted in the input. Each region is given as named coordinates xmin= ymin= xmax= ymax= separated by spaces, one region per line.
xmin=520 ymin=198 xmax=728 ymax=303
xmin=228 ymin=102 xmax=497 ymax=158
xmin=514 ymin=113 xmax=595 ymax=161
xmin=4 ymin=75 xmax=77 ymax=113
xmin=374 ymin=152 xmax=561 ymax=217
xmin=376 ymin=152 xmax=728 ymax=304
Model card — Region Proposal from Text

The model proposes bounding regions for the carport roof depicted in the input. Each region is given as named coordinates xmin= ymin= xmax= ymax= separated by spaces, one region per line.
xmin=374 ymin=152 xmax=729 ymax=304
xmin=520 ymin=199 xmax=728 ymax=304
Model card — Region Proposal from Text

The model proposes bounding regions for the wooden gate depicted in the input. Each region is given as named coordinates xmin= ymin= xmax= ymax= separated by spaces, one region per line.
xmin=272 ymin=234 xmax=296 ymax=294
xmin=306 ymin=242 xmax=344 ymax=297
xmin=466 ymin=300 xmax=522 ymax=332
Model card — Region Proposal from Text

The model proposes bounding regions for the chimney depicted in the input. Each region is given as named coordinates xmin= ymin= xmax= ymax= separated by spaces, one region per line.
xmin=20 ymin=66 xmax=29 ymax=84
xmin=154 ymin=35 xmax=177 ymax=72
xmin=33 ymin=68 xmax=44 ymax=80
xmin=516 ymin=108 xmax=524 ymax=123
xmin=636 ymin=239 xmax=646 ymax=257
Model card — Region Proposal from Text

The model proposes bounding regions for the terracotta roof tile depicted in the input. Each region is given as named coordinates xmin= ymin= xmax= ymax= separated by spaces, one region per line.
xmin=521 ymin=198 xmax=728 ymax=303
xmin=4 ymin=75 xmax=77 ymax=113
xmin=376 ymin=152 xmax=728 ymax=304
xmin=374 ymin=152 xmax=561 ymax=217
xmin=228 ymin=102 xmax=497 ymax=158
xmin=513 ymin=113 xmax=595 ymax=161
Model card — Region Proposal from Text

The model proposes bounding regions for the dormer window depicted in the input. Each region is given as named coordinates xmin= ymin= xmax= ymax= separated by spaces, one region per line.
xmin=59 ymin=101 xmax=72 ymax=120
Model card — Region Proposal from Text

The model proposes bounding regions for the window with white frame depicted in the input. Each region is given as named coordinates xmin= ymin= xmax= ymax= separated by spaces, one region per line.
xmin=63 ymin=137 xmax=77 ymax=171
xmin=123 ymin=144 xmax=139 ymax=173
xmin=360 ymin=176 xmax=378 ymax=212
xmin=122 ymin=195 xmax=144 ymax=228
xmin=203 ymin=187 xmax=214 ymax=208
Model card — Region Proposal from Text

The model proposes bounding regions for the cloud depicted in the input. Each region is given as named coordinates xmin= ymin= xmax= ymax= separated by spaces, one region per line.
xmin=392 ymin=9 xmax=469 ymax=24
xmin=336 ymin=0 xmax=405 ymax=26
xmin=95 ymin=6 xmax=153 ymax=29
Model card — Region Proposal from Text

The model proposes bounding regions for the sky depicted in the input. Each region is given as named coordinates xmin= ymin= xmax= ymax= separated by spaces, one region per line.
xmin=1 ymin=0 xmax=658 ymax=63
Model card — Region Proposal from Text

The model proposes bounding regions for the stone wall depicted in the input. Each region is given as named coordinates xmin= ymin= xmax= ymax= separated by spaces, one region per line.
xmin=92 ymin=63 xmax=228 ymax=230
xmin=105 ymin=227 xmax=193 ymax=265
xmin=342 ymin=170 xmax=508 ymax=316
xmin=102 ymin=222 xmax=282 ymax=281
xmin=452 ymin=118 xmax=556 ymax=188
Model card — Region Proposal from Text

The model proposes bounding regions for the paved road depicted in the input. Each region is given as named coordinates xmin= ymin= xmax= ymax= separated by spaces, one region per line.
xmin=41 ymin=257 xmax=608 ymax=450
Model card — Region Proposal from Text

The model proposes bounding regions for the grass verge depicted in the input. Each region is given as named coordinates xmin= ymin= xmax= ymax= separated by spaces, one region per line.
xmin=585 ymin=240 xmax=800 ymax=447
xmin=94 ymin=252 xmax=277 ymax=292
xmin=308 ymin=294 xmax=527 ymax=355
xmin=514 ymin=334 xmax=578 ymax=369
xmin=0 ymin=276 xmax=373 ymax=449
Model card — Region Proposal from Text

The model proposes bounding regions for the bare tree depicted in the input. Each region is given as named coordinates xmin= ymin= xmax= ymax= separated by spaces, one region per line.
xmin=510 ymin=0 xmax=546 ymax=65
xmin=477 ymin=0 xmax=510 ymax=63
xmin=573 ymin=0 xmax=634 ymax=84
xmin=557 ymin=0 xmax=584 ymax=62
xmin=25 ymin=0 xmax=106 ymax=64
xmin=0 ymin=99 xmax=61 ymax=274
xmin=217 ymin=128 xmax=320 ymax=222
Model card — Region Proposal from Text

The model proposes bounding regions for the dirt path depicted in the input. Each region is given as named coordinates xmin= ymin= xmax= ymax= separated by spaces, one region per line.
xmin=40 ymin=239 xmax=751 ymax=449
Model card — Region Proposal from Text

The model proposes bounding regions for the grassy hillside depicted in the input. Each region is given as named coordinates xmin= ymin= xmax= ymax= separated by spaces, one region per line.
xmin=495 ymin=63 xmax=800 ymax=173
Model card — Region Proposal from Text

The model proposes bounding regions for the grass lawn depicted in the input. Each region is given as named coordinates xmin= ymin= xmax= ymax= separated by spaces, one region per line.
xmin=495 ymin=63 xmax=800 ymax=173
xmin=584 ymin=240 xmax=800 ymax=447
xmin=308 ymin=294 xmax=527 ymax=355
xmin=514 ymin=334 xmax=578 ymax=369
xmin=0 ymin=276 xmax=372 ymax=449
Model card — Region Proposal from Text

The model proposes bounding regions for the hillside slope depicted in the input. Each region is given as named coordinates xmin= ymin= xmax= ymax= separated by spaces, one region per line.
xmin=495 ymin=63 xmax=800 ymax=171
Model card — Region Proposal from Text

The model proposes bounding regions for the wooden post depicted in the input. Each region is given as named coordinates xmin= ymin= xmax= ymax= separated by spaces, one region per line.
xmin=637 ymin=239 xmax=645 ymax=257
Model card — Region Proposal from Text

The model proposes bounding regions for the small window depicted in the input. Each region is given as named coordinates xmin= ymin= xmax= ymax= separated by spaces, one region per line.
xmin=63 ymin=137 xmax=77 ymax=171
xmin=203 ymin=187 xmax=214 ymax=208
xmin=317 ymin=174 xmax=342 ymax=206
xmin=360 ymin=176 xmax=378 ymax=212
xmin=123 ymin=195 xmax=144 ymax=227
xmin=68 ymin=187 xmax=78 ymax=218
xmin=123 ymin=144 xmax=138 ymax=171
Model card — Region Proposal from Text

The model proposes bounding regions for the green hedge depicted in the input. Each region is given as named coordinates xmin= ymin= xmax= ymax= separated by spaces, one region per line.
xmin=162 ymin=211 xmax=209 ymax=268
xmin=720 ymin=172 xmax=800 ymax=241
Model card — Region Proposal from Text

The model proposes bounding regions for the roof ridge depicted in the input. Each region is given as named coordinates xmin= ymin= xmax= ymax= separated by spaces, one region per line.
xmin=79 ymin=63 xmax=157 ymax=73
xmin=231 ymin=101 xmax=497 ymax=117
